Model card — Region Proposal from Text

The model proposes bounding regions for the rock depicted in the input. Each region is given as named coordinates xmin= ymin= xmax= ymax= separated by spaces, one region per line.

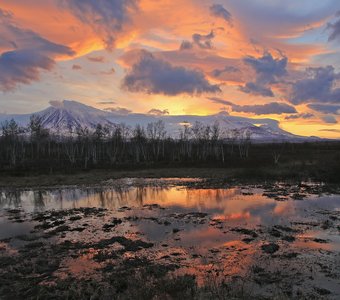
xmin=321 ymin=220 xmax=332 ymax=230
xmin=242 ymin=238 xmax=255 ymax=243
xmin=314 ymin=287 xmax=331 ymax=295
xmin=269 ymin=229 xmax=282 ymax=237
xmin=261 ymin=243 xmax=280 ymax=254
xmin=274 ymin=225 xmax=297 ymax=233
xmin=313 ymin=238 xmax=328 ymax=244
xmin=231 ymin=228 xmax=258 ymax=238
xmin=281 ymin=252 xmax=298 ymax=259
xmin=103 ymin=218 xmax=123 ymax=231
xmin=282 ymin=235 xmax=295 ymax=242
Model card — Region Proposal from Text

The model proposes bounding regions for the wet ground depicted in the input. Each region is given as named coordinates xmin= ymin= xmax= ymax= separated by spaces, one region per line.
xmin=0 ymin=178 xmax=339 ymax=299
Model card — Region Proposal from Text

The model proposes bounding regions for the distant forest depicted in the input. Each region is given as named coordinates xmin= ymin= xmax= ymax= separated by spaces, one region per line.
xmin=1 ymin=115 xmax=340 ymax=180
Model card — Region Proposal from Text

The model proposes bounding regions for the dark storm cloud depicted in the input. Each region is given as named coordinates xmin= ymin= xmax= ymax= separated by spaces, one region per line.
xmin=122 ymin=50 xmax=221 ymax=96
xmin=239 ymin=52 xmax=287 ymax=97
xmin=328 ymin=11 xmax=340 ymax=42
xmin=285 ymin=113 xmax=314 ymax=120
xmin=61 ymin=0 xmax=138 ymax=49
xmin=289 ymin=66 xmax=340 ymax=104
xmin=209 ymin=4 xmax=232 ymax=25
xmin=0 ymin=9 xmax=74 ymax=92
xmin=207 ymin=97 xmax=296 ymax=115
xmin=307 ymin=104 xmax=340 ymax=115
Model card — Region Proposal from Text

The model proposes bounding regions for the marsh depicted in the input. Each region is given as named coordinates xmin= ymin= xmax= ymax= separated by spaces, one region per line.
xmin=0 ymin=178 xmax=339 ymax=299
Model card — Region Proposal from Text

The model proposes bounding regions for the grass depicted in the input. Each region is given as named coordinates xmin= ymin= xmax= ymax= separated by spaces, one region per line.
xmin=1 ymin=159 xmax=340 ymax=188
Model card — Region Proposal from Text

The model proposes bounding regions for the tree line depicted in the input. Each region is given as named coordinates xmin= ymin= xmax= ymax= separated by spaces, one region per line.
xmin=0 ymin=116 xmax=252 ymax=172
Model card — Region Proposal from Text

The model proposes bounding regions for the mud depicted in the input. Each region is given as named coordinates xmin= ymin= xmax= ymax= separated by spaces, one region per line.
xmin=0 ymin=178 xmax=339 ymax=299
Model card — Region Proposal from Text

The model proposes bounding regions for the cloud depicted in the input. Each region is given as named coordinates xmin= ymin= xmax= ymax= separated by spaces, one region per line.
xmin=308 ymin=104 xmax=340 ymax=115
xmin=192 ymin=31 xmax=215 ymax=49
xmin=122 ymin=50 xmax=221 ymax=96
xmin=147 ymin=108 xmax=169 ymax=116
xmin=243 ymin=53 xmax=288 ymax=83
xmin=104 ymin=107 xmax=132 ymax=115
xmin=49 ymin=100 xmax=64 ymax=108
xmin=0 ymin=9 xmax=74 ymax=91
xmin=239 ymin=52 xmax=287 ymax=97
xmin=319 ymin=129 xmax=340 ymax=133
xmin=232 ymin=102 xmax=296 ymax=115
xmin=61 ymin=0 xmax=138 ymax=49
xmin=322 ymin=115 xmax=338 ymax=124
xmin=101 ymin=68 xmax=116 ymax=75
xmin=210 ymin=4 xmax=232 ymax=25
xmin=179 ymin=40 xmax=193 ymax=50
xmin=285 ymin=113 xmax=314 ymax=120
xmin=97 ymin=100 xmax=116 ymax=105
xmin=289 ymin=66 xmax=340 ymax=104
xmin=72 ymin=64 xmax=82 ymax=70
xmin=212 ymin=66 xmax=239 ymax=77
xmin=225 ymin=0 xmax=338 ymax=42
xmin=180 ymin=31 xmax=215 ymax=50
xmin=239 ymin=82 xmax=274 ymax=97
xmin=327 ymin=12 xmax=340 ymax=42
xmin=207 ymin=97 xmax=233 ymax=106
xmin=207 ymin=97 xmax=296 ymax=115
xmin=87 ymin=56 xmax=105 ymax=63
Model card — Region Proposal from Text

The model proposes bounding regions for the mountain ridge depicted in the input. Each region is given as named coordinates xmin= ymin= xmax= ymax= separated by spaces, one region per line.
xmin=0 ymin=100 xmax=320 ymax=142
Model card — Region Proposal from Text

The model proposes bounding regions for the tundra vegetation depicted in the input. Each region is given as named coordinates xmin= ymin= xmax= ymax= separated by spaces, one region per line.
xmin=0 ymin=116 xmax=340 ymax=183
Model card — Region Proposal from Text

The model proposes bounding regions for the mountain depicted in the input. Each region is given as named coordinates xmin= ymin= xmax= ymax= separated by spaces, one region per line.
xmin=36 ymin=101 xmax=115 ymax=133
xmin=0 ymin=100 xmax=319 ymax=142
xmin=0 ymin=100 xmax=115 ymax=134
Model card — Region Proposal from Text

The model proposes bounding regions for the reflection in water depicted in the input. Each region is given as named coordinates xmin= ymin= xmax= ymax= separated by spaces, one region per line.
xmin=1 ymin=180 xmax=340 ymax=254
xmin=1 ymin=184 xmax=339 ymax=229
xmin=0 ymin=179 xmax=339 ymax=297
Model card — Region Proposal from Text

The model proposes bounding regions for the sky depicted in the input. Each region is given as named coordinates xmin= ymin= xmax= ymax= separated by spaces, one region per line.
xmin=1 ymin=0 xmax=340 ymax=138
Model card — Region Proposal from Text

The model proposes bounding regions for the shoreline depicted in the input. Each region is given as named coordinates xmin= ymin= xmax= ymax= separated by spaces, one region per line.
xmin=0 ymin=165 xmax=340 ymax=189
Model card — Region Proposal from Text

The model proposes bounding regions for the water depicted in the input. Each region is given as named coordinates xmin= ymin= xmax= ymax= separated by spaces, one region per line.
xmin=0 ymin=179 xmax=339 ymax=298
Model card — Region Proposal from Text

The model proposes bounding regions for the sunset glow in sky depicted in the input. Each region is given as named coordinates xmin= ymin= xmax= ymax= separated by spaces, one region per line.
xmin=1 ymin=0 xmax=340 ymax=138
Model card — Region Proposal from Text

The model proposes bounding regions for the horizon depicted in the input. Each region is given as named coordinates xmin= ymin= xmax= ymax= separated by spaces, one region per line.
xmin=1 ymin=1 xmax=340 ymax=139
xmin=1 ymin=2 xmax=340 ymax=297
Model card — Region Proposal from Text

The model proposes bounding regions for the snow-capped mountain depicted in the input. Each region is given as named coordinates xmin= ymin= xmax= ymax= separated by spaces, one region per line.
xmin=0 ymin=100 xmax=318 ymax=142
xmin=36 ymin=101 xmax=115 ymax=133
xmin=0 ymin=100 xmax=115 ymax=134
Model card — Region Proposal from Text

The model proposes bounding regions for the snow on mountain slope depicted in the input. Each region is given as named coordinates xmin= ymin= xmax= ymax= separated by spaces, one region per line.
xmin=37 ymin=100 xmax=114 ymax=133
xmin=0 ymin=100 xmax=114 ymax=133
xmin=0 ymin=100 xmax=318 ymax=142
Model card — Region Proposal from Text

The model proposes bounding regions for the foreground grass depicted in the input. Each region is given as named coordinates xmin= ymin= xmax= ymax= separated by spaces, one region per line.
xmin=0 ymin=160 xmax=339 ymax=188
